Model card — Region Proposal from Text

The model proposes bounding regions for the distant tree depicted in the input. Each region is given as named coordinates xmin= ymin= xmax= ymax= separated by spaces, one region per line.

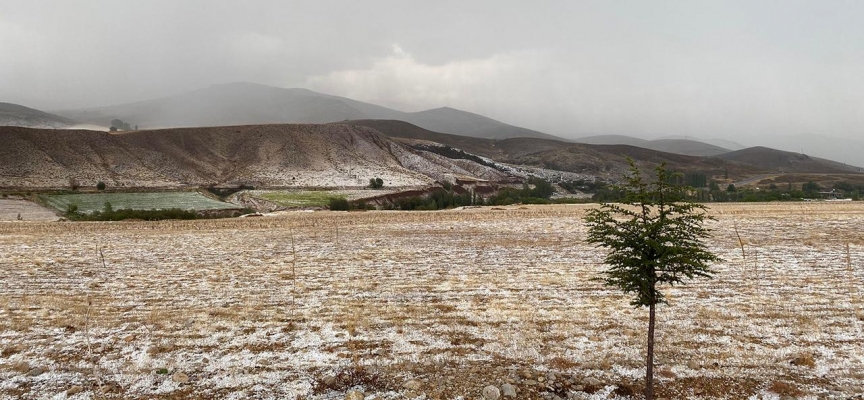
xmin=134 ymin=124 xmax=138 ymax=130
xmin=726 ymin=184 xmax=736 ymax=192
xmin=328 ymin=197 xmax=350 ymax=211
xmin=803 ymin=181 xmax=821 ymax=194
xmin=96 ymin=181 xmax=106 ymax=191
xmin=110 ymin=118 xmax=134 ymax=131
xmin=69 ymin=177 xmax=80 ymax=191
xmin=103 ymin=201 xmax=113 ymax=214
xmin=584 ymin=160 xmax=720 ymax=400
xmin=65 ymin=203 xmax=78 ymax=215
xmin=109 ymin=126 xmax=118 ymax=132
xmin=369 ymin=177 xmax=384 ymax=189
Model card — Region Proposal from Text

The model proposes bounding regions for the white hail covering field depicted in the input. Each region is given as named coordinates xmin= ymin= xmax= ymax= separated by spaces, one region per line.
xmin=0 ymin=203 xmax=862 ymax=399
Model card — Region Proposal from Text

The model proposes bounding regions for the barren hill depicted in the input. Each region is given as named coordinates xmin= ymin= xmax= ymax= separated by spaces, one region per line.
xmin=54 ymin=82 xmax=562 ymax=140
xmin=0 ymin=124 xmax=485 ymax=189
xmin=576 ymin=134 xmax=730 ymax=157
xmin=713 ymin=146 xmax=861 ymax=173
xmin=0 ymin=102 xmax=76 ymax=128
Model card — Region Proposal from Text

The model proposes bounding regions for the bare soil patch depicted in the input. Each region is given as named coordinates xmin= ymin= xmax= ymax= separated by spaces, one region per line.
xmin=1 ymin=203 xmax=862 ymax=399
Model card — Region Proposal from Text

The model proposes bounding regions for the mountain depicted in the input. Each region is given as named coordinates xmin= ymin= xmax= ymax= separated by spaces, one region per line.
xmin=404 ymin=107 xmax=560 ymax=141
xmin=575 ymin=134 xmax=730 ymax=157
xmin=713 ymin=146 xmax=861 ymax=174
xmin=54 ymin=82 xmax=561 ymax=140
xmin=0 ymin=102 xmax=76 ymax=128
xmin=344 ymin=120 xmax=747 ymax=179
xmin=574 ymin=135 xmax=649 ymax=147
xmin=0 ymin=124 xmax=516 ymax=189
xmin=740 ymin=134 xmax=864 ymax=171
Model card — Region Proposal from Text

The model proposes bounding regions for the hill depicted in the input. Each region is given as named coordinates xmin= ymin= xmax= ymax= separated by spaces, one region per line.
xmin=343 ymin=120 xmax=750 ymax=179
xmin=713 ymin=146 xmax=860 ymax=174
xmin=54 ymin=82 xmax=562 ymax=140
xmin=0 ymin=124 xmax=518 ymax=189
xmin=0 ymin=102 xmax=76 ymax=128
xmin=575 ymin=134 xmax=730 ymax=157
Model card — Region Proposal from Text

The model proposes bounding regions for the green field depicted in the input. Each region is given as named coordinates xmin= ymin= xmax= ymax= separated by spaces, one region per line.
xmin=257 ymin=190 xmax=345 ymax=207
xmin=43 ymin=192 xmax=239 ymax=213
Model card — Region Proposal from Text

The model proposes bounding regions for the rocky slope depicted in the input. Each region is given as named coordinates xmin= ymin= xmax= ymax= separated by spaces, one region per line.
xmin=0 ymin=124 xmax=505 ymax=189
xmin=0 ymin=102 xmax=76 ymax=129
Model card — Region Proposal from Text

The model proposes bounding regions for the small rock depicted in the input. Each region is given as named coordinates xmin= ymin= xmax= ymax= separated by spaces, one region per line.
xmin=257 ymin=359 xmax=272 ymax=366
xmin=123 ymin=334 xmax=135 ymax=343
xmin=66 ymin=386 xmax=84 ymax=395
xmin=171 ymin=372 xmax=189 ymax=384
xmin=345 ymin=390 xmax=365 ymax=400
xmin=404 ymin=379 xmax=422 ymax=391
xmin=520 ymin=369 xmax=532 ymax=379
xmin=524 ymin=379 xmax=538 ymax=386
xmin=26 ymin=367 xmax=47 ymax=377
xmin=687 ymin=360 xmax=701 ymax=370
xmin=322 ymin=375 xmax=338 ymax=389
xmin=501 ymin=383 xmax=517 ymax=398
xmin=482 ymin=385 xmax=501 ymax=400
xmin=583 ymin=377 xmax=602 ymax=387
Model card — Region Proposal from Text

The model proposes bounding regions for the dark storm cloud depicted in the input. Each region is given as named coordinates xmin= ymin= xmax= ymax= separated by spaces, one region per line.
xmin=2 ymin=0 xmax=864 ymax=148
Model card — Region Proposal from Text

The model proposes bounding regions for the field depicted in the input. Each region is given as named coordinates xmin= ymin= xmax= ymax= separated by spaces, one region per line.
xmin=0 ymin=203 xmax=862 ymax=399
xmin=0 ymin=198 xmax=57 ymax=221
xmin=41 ymin=192 xmax=239 ymax=214
xmin=252 ymin=189 xmax=399 ymax=208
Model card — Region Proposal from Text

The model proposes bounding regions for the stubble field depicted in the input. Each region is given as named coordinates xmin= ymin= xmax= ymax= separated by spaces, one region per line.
xmin=0 ymin=203 xmax=862 ymax=399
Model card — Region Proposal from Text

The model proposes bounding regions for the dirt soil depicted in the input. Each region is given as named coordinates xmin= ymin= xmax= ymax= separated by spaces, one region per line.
xmin=1 ymin=203 xmax=862 ymax=399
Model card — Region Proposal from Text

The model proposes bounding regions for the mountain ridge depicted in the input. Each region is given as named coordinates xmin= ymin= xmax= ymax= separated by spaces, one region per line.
xmin=54 ymin=82 xmax=562 ymax=141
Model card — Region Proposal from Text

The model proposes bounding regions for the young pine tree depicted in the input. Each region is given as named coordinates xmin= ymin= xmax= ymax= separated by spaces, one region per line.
xmin=584 ymin=159 xmax=720 ymax=400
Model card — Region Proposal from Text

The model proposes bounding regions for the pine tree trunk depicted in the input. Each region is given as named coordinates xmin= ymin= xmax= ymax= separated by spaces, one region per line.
xmin=645 ymin=303 xmax=656 ymax=400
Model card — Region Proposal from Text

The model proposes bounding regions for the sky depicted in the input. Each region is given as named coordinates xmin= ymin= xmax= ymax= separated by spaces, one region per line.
xmin=2 ymin=0 xmax=864 ymax=144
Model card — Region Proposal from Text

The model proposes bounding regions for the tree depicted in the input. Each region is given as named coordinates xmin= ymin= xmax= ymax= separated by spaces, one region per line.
xmin=96 ymin=181 xmax=106 ymax=191
xmin=369 ymin=177 xmax=384 ymax=189
xmin=584 ymin=160 xmax=720 ymax=400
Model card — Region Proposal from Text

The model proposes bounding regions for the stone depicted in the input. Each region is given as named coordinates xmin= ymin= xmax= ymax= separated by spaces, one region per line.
xmin=26 ymin=367 xmax=47 ymax=377
xmin=404 ymin=380 xmax=422 ymax=391
xmin=123 ymin=334 xmax=135 ymax=343
xmin=171 ymin=372 xmax=189 ymax=384
xmin=66 ymin=386 xmax=84 ymax=395
xmin=582 ymin=377 xmax=602 ymax=387
xmin=482 ymin=385 xmax=501 ymax=400
xmin=501 ymin=383 xmax=517 ymax=398
xmin=322 ymin=375 xmax=338 ymax=389
xmin=687 ymin=360 xmax=701 ymax=370
xmin=345 ymin=390 xmax=365 ymax=400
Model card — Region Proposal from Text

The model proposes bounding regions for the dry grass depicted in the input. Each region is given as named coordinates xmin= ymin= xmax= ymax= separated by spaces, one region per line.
xmin=0 ymin=203 xmax=862 ymax=399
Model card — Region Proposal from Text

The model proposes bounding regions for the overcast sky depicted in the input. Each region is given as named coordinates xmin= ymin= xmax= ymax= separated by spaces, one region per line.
xmin=2 ymin=0 xmax=864 ymax=142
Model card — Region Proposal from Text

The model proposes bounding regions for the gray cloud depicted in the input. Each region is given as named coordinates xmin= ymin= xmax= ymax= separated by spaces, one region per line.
xmin=2 ymin=0 xmax=864 ymax=146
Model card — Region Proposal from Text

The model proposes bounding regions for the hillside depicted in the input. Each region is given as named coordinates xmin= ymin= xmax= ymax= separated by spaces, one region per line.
xmin=575 ymin=134 xmax=730 ymax=157
xmin=713 ymin=146 xmax=861 ymax=174
xmin=0 ymin=102 xmax=76 ymax=128
xmin=343 ymin=120 xmax=752 ymax=179
xmin=54 ymin=82 xmax=562 ymax=140
xmin=0 ymin=124 xmax=510 ymax=189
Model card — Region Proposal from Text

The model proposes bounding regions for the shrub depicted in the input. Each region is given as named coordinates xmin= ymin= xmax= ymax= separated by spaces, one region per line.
xmin=96 ymin=181 xmax=106 ymax=191
xmin=328 ymin=197 xmax=350 ymax=211
xmin=369 ymin=178 xmax=384 ymax=189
